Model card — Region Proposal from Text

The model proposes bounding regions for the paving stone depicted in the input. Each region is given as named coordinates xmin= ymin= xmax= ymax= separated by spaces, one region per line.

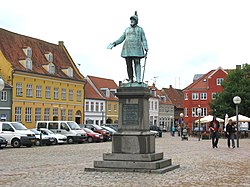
xmin=0 ymin=133 xmax=249 ymax=186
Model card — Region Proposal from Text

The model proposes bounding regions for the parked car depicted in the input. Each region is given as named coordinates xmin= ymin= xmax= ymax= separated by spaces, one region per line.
xmin=0 ymin=136 xmax=7 ymax=149
xmin=36 ymin=121 xmax=87 ymax=144
xmin=150 ymin=125 xmax=163 ymax=137
xmin=150 ymin=130 xmax=159 ymax=137
xmin=0 ymin=122 xmax=36 ymax=148
xmin=38 ymin=128 xmax=67 ymax=144
xmin=84 ymin=124 xmax=111 ymax=141
xmin=102 ymin=124 xmax=118 ymax=131
xmin=82 ymin=128 xmax=103 ymax=143
xmin=30 ymin=129 xmax=56 ymax=146
xmin=101 ymin=125 xmax=117 ymax=135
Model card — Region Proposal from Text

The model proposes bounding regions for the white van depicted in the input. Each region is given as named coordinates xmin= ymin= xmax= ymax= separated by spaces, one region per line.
xmin=0 ymin=122 xmax=36 ymax=148
xmin=36 ymin=121 xmax=87 ymax=144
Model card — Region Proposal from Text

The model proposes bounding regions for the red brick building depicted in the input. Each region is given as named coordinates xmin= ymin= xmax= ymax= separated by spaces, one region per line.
xmin=183 ymin=67 xmax=228 ymax=131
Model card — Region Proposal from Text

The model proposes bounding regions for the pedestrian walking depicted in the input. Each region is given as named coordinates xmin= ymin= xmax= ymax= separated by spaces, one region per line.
xmin=209 ymin=114 xmax=220 ymax=148
xmin=226 ymin=119 xmax=236 ymax=148
xmin=171 ymin=126 xmax=175 ymax=136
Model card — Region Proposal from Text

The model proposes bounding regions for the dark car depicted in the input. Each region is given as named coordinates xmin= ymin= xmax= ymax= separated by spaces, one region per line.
xmin=150 ymin=125 xmax=163 ymax=137
xmin=0 ymin=136 xmax=7 ymax=149
xmin=83 ymin=128 xmax=103 ymax=143
xmin=84 ymin=124 xmax=111 ymax=141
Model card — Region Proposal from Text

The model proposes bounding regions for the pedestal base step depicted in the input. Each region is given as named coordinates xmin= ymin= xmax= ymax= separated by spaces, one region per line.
xmin=85 ymin=164 xmax=180 ymax=174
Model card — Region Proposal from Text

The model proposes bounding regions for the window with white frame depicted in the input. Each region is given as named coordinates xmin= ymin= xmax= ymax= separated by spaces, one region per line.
xmin=184 ymin=108 xmax=188 ymax=117
xmin=45 ymin=86 xmax=51 ymax=99
xmin=68 ymin=110 xmax=73 ymax=121
xmin=68 ymin=68 xmax=73 ymax=78
xmin=35 ymin=108 xmax=41 ymax=121
xmin=217 ymin=78 xmax=224 ymax=85
xmin=26 ymin=47 xmax=32 ymax=57
xmin=48 ymin=63 xmax=55 ymax=74
xmin=25 ymin=107 xmax=32 ymax=122
xmin=44 ymin=108 xmax=50 ymax=121
xmin=36 ymin=85 xmax=42 ymax=98
xmin=15 ymin=107 xmax=22 ymax=122
xmin=108 ymin=104 xmax=111 ymax=112
xmin=16 ymin=83 xmax=23 ymax=96
xmin=69 ymin=89 xmax=73 ymax=101
xmin=26 ymin=84 xmax=32 ymax=97
xmin=184 ymin=93 xmax=188 ymax=100
xmin=192 ymin=108 xmax=197 ymax=117
xmin=48 ymin=53 xmax=53 ymax=63
xmin=91 ymin=102 xmax=94 ymax=111
xmin=61 ymin=109 xmax=66 ymax=120
xmin=95 ymin=102 xmax=99 ymax=112
xmin=85 ymin=101 xmax=89 ymax=111
xmin=1 ymin=91 xmax=7 ymax=101
xmin=154 ymin=101 xmax=158 ymax=111
xmin=77 ymin=90 xmax=82 ymax=102
xmin=201 ymin=108 xmax=207 ymax=116
xmin=200 ymin=93 xmax=207 ymax=100
xmin=100 ymin=102 xmax=104 ymax=111
xmin=53 ymin=108 xmax=58 ymax=117
xmin=62 ymin=88 xmax=66 ymax=100
xmin=54 ymin=88 xmax=59 ymax=99
xmin=114 ymin=104 xmax=117 ymax=112
xmin=192 ymin=93 xmax=199 ymax=100
xmin=25 ymin=58 xmax=32 ymax=70
xmin=212 ymin=92 xmax=217 ymax=100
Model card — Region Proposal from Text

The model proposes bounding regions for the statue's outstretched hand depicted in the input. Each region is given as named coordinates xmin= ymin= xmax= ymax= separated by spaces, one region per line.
xmin=107 ymin=42 xmax=116 ymax=49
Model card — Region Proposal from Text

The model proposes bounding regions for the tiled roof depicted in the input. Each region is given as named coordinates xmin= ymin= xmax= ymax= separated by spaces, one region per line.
xmin=162 ymin=86 xmax=183 ymax=109
xmin=0 ymin=28 xmax=83 ymax=81
xmin=183 ymin=67 xmax=228 ymax=91
xmin=184 ymin=70 xmax=214 ymax=91
xmin=156 ymin=89 xmax=173 ymax=105
xmin=84 ymin=80 xmax=105 ymax=100
xmin=87 ymin=75 xmax=118 ymax=101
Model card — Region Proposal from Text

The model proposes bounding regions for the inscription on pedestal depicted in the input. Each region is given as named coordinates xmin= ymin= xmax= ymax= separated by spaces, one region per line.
xmin=122 ymin=104 xmax=139 ymax=125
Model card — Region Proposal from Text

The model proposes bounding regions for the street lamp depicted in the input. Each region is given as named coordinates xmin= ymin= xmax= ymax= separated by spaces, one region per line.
xmin=233 ymin=96 xmax=241 ymax=148
xmin=197 ymin=107 xmax=202 ymax=141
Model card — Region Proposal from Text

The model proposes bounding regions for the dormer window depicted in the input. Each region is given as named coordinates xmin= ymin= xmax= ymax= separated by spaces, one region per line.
xmin=48 ymin=63 xmax=55 ymax=74
xmin=110 ymin=89 xmax=117 ymax=97
xmin=45 ymin=52 xmax=53 ymax=63
xmin=23 ymin=47 xmax=32 ymax=58
xmin=68 ymin=67 xmax=73 ymax=77
xmin=25 ymin=58 xmax=32 ymax=70
xmin=100 ymin=88 xmax=110 ymax=97
xmin=62 ymin=67 xmax=73 ymax=78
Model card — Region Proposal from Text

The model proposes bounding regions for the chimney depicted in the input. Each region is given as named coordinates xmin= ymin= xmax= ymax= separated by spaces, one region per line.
xmin=58 ymin=41 xmax=64 ymax=46
xmin=236 ymin=65 xmax=241 ymax=70
xmin=169 ymin=85 xmax=172 ymax=88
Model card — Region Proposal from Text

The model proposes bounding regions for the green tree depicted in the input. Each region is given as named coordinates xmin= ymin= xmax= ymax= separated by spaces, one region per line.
xmin=210 ymin=64 xmax=250 ymax=119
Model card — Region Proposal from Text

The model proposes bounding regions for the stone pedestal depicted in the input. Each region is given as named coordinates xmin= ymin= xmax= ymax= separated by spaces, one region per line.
xmin=85 ymin=85 xmax=179 ymax=173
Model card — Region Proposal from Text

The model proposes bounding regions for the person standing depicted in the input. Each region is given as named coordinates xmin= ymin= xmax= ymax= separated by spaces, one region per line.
xmin=226 ymin=119 xmax=236 ymax=148
xmin=209 ymin=115 xmax=220 ymax=148
xmin=109 ymin=11 xmax=148 ymax=83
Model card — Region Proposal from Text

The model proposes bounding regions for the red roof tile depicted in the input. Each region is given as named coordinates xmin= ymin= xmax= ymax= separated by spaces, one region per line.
xmin=87 ymin=75 xmax=118 ymax=101
xmin=162 ymin=86 xmax=183 ymax=109
xmin=0 ymin=28 xmax=84 ymax=81
xmin=84 ymin=80 xmax=105 ymax=100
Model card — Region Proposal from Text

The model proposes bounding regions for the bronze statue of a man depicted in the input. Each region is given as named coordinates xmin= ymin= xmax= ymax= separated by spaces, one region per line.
xmin=109 ymin=12 xmax=148 ymax=83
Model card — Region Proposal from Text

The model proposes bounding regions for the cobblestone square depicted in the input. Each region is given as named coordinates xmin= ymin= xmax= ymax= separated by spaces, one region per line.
xmin=0 ymin=133 xmax=249 ymax=187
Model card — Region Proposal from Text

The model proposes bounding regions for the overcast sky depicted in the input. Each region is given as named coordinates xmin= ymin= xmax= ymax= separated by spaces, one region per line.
xmin=1 ymin=0 xmax=250 ymax=89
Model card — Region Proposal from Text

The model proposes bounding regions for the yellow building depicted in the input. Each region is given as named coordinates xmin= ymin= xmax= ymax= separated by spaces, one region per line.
xmin=0 ymin=28 xmax=85 ymax=128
